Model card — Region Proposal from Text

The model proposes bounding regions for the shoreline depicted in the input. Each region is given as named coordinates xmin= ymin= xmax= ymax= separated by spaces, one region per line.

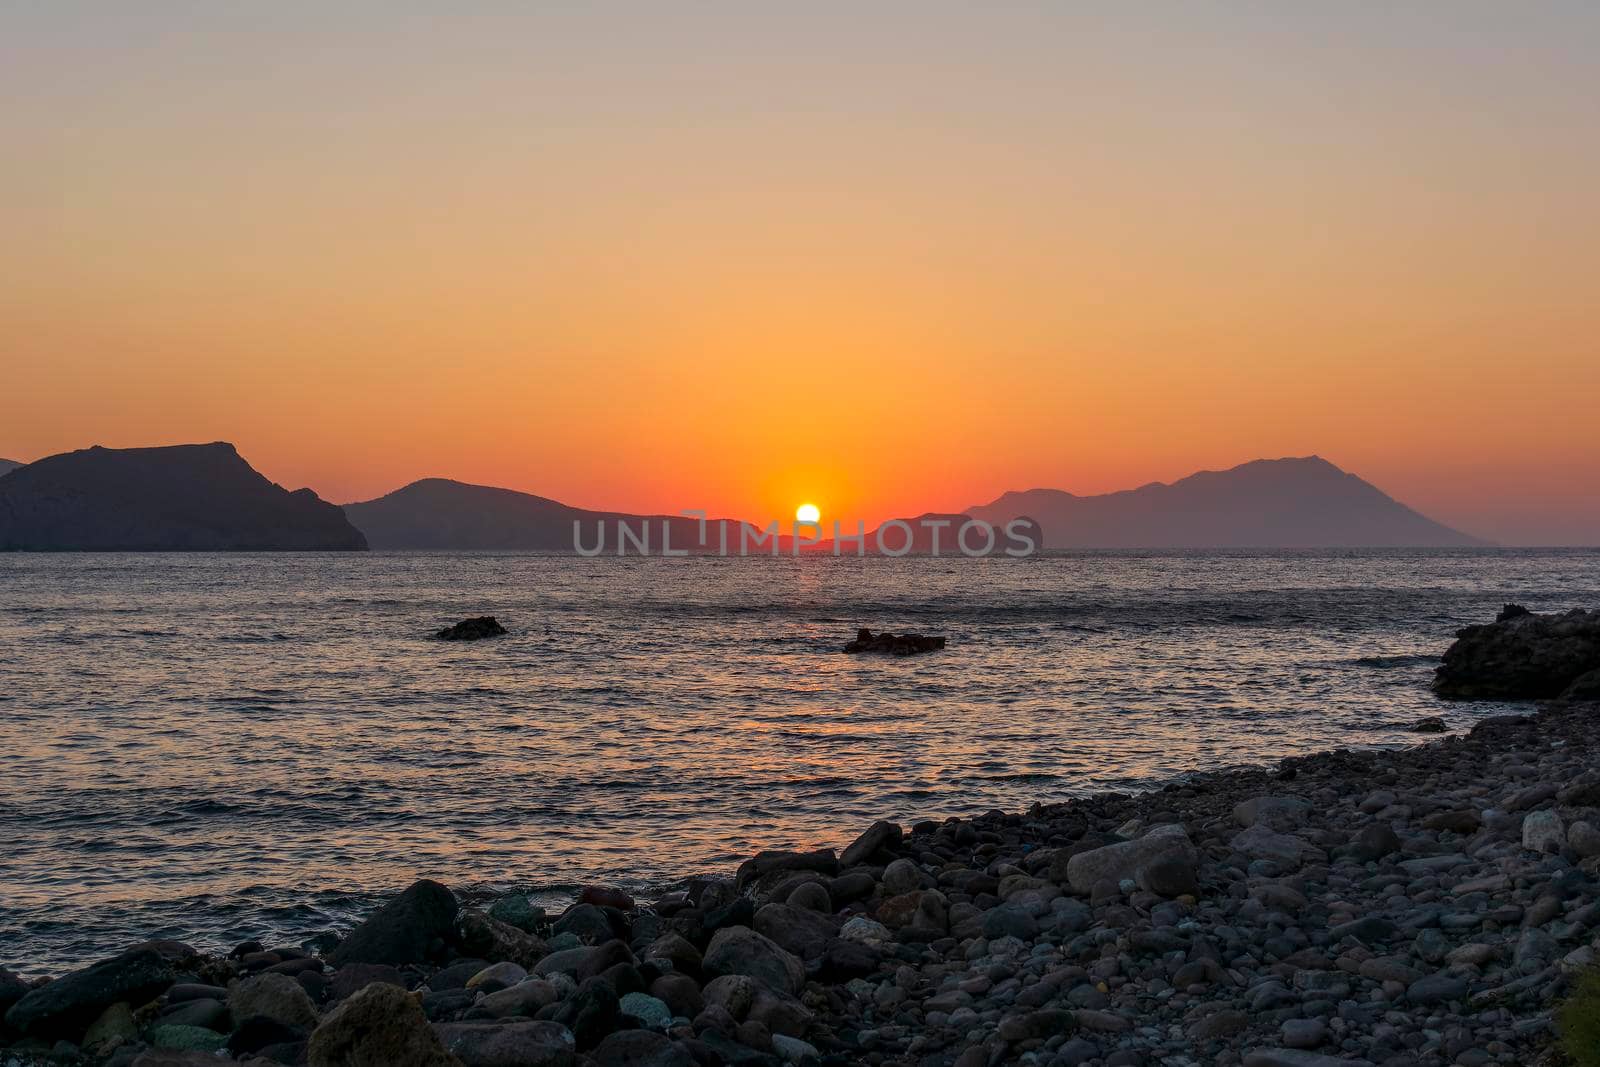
xmin=5 ymin=701 xmax=1598 ymax=1066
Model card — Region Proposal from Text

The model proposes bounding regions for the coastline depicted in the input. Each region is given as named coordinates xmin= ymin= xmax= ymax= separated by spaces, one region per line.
xmin=6 ymin=701 xmax=1599 ymax=1067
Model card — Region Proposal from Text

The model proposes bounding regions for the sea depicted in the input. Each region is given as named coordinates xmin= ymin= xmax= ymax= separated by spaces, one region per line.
xmin=3 ymin=549 xmax=1597 ymax=975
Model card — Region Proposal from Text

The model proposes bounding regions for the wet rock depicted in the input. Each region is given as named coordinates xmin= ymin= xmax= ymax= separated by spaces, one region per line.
xmin=436 ymin=617 xmax=508 ymax=641
xmin=307 ymin=982 xmax=461 ymax=1066
xmin=82 ymin=1001 xmax=139 ymax=1055
xmin=230 ymin=972 xmax=318 ymax=1032
xmin=487 ymin=895 xmax=546 ymax=934
xmin=752 ymin=903 xmax=839 ymax=962
xmin=839 ymin=819 xmax=903 ymax=867
xmin=465 ymin=979 xmax=562 ymax=1019
xmin=702 ymin=927 xmax=805 ymax=996
xmin=734 ymin=849 xmax=838 ymax=890
xmin=329 ymin=879 xmax=458 ymax=968
xmin=458 ymin=908 xmax=549 ymax=966
xmin=1410 ymin=716 xmax=1447 ymax=733
xmin=640 ymin=932 xmax=701 ymax=976
xmin=5 ymin=946 xmax=177 ymax=1036
xmin=580 ymin=885 xmax=635 ymax=911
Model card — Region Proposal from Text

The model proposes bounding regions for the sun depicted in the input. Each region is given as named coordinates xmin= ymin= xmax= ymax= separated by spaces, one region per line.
xmin=795 ymin=502 xmax=821 ymax=524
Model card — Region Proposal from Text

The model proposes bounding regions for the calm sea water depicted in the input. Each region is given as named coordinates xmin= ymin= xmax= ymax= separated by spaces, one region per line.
xmin=3 ymin=549 xmax=1597 ymax=975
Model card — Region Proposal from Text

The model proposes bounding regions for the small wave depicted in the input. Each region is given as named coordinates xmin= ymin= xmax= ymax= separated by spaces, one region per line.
xmin=1352 ymin=654 xmax=1439 ymax=669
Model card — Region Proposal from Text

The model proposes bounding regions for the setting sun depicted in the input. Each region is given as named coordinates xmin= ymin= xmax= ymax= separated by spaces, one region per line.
xmin=796 ymin=503 xmax=821 ymax=525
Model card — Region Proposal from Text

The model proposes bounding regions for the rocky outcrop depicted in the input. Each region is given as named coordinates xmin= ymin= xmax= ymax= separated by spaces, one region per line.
xmin=842 ymin=628 xmax=946 ymax=655
xmin=1433 ymin=605 xmax=1600 ymax=699
xmin=0 ymin=443 xmax=366 ymax=551
xmin=435 ymin=617 xmax=508 ymax=641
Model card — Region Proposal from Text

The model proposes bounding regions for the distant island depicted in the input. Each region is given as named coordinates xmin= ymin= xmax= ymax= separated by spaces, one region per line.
xmin=0 ymin=446 xmax=1494 ymax=552
xmin=344 ymin=478 xmax=749 ymax=553
xmin=967 ymin=456 xmax=1487 ymax=549
xmin=0 ymin=443 xmax=366 ymax=551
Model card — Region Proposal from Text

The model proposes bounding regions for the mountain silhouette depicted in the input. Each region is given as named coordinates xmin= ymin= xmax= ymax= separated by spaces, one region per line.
xmin=344 ymin=478 xmax=748 ymax=553
xmin=0 ymin=459 xmax=22 ymax=477
xmin=966 ymin=456 xmax=1486 ymax=549
xmin=0 ymin=443 xmax=367 ymax=551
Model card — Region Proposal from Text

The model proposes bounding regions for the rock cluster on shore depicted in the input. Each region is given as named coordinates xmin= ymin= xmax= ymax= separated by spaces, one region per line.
xmin=7 ymin=699 xmax=1600 ymax=1067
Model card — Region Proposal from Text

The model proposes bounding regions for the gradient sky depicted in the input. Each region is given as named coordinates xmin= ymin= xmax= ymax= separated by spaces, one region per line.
xmin=2 ymin=3 xmax=1596 ymax=544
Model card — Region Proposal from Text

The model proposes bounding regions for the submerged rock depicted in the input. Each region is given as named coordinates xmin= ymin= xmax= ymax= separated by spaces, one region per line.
xmin=436 ymin=616 xmax=508 ymax=641
xmin=842 ymin=628 xmax=945 ymax=655
xmin=1433 ymin=606 xmax=1600 ymax=699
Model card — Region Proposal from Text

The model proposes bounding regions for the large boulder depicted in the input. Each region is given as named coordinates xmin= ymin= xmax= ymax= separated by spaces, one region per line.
xmin=329 ymin=879 xmax=459 ymax=967
xmin=702 ymin=927 xmax=805 ymax=995
xmin=839 ymin=820 xmax=902 ymax=867
xmin=307 ymin=982 xmax=461 ymax=1066
xmin=1060 ymin=824 xmax=1198 ymax=895
xmin=456 ymin=908 xmax=548 ymax=967
xmin=229 ymin=971 xmax=319 ymax=1031
xmin=5 ymin=946 xmax=177 ymax=1036
xmin=752 ymin=903 xmax=841 ymax=962
xmin=1433 ymin=606 xmax=1600 ymax=700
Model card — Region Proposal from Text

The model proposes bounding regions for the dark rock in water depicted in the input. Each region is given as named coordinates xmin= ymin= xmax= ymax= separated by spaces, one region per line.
xmin=843 ymin=628 xmax=946 ymax=656
xmin=5 ymin=946 xmax=177 ymax=1035
xmin=1497 ymin=603 xmax=1532 ymax=622
xmin=328 ymin=879 xmax=458 ymax=967
xmin=436 ymin=616 xmax=508 ymax=641
xmin=1410 ymin=716 xmax=1447 ymax=733
xmin=1433 ymin=607 xmax=1600 ymax=700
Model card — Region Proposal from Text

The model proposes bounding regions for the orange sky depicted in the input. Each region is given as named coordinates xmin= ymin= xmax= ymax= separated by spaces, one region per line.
xmin=2 ymin=5 xmax=1596 ymax=543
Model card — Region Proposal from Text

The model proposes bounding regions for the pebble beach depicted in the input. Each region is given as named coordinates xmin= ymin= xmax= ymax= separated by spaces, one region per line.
xmin=5 ymin=692 xmax=1600 ymax=1067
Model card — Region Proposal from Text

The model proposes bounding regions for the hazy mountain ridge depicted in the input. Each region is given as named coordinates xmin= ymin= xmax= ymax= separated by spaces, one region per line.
xmin=967 ymin=456 xmax=1486 ymax=548
xmin=344 ymin=478 xmax=750 ymax=553
xmin=0 ymin=444 xmax=367 ymax=551
xmin=0 ymin=459 xmax=23 ymax=477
